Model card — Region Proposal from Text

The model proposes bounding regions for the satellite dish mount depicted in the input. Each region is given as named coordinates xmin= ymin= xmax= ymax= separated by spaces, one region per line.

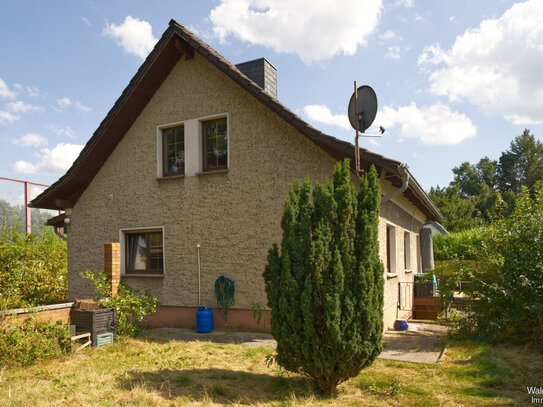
xmin=348 ymin=82 xmax=383 ymax=175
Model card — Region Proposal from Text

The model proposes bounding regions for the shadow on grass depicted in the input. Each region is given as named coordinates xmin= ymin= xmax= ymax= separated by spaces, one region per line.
xmin=117 ymin=368 xmax=313 ymax=404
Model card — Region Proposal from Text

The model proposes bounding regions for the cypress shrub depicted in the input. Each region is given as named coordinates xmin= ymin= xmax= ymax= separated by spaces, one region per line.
xmin=263 ymin=159 xmax=384 ymax=394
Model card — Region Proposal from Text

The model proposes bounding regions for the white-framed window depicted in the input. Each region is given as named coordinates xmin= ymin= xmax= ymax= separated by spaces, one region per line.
xmin=386 ymin=223 xmax=397 ymax=274
xmin=157 ymin=113 xmax=229 ymax=177
xmin=404 ymin=231 xmax=412 ymax=271
xmin=119 ymin=226 xmax=165 ymax=276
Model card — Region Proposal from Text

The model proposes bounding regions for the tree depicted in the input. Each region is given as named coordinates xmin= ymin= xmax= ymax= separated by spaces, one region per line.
xmin=498 ymin=129 xmax=543 ymax=193
xmin=263 ymin=160 xmax=384 ymax=395
xmin=450 ymin=186 xmax=543 ymax=351
xmin=428 ymin=186 xmax=480 ymax=232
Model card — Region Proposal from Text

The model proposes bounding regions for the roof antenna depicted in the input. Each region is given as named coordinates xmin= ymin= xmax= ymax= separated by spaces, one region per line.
xmin=348 ymin=82 xmax=384 ymax=175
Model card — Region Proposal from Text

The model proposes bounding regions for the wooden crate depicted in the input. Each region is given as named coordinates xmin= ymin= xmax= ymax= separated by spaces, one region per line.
xmin=413 ymin=296 xmax=440 ymax=320
xmin=71 ymin=307 xmax=116 ymax=347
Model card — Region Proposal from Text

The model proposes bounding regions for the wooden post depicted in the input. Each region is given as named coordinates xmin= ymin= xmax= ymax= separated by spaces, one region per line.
xmin=104 ymin=243 xmax=121 ymax=296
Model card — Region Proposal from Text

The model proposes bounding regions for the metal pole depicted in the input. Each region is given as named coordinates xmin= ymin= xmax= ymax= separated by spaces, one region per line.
xmin=24 ymin=181 xmax=31 ymax=234
xmin=354 ymin=81 xmax=360 ymax=175
xmin=0 ymin=176 xmax=53 ymax=234
xmin=197 ymin=244 xmax=201 ymax=306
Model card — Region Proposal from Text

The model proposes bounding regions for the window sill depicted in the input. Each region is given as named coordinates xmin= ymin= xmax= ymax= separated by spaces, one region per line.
xmin=156 ymin=174 xmax=185 ymax=181
xmin=386 ymin=273 xmax=398 ymax=279
xmin=405 ymin=269 xmax=413 ymax=274
xmin=122 ymin=274 xmax=165 ymax=278
xmin=196 ymin=169 xmax=228 ymax=175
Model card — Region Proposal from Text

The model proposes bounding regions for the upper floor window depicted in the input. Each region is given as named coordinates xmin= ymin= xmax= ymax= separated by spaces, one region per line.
xmin=202 ymin=118 xmax=227 ymax=171
xmin=163 ymin=125 xmax=185 ymax=176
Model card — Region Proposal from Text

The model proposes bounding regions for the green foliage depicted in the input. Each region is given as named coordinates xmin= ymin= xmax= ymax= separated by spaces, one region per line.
xmin=433 ymin=227 xmax=489 ymax=261
xmin=0 ymin=222 xmax=67 ymax=308
xmin=449 ymin=187 xmax=543 ymax=351
xmin=429 ymin=129 xmax=543 ymax=230
xmin=427 ymin=186 xmax=481 ymax=232
xmin=0 ymin=318 xmax=71 ymax=367
xmin=263 ymin=160 xmax=384 ymax=395
xmin=498 ymin=129 xmax=543 ymax=193
xmin=80 ymin=270 xmax=160 ymax=337
xmin=0 ymin=200 xmax=57 ymax=233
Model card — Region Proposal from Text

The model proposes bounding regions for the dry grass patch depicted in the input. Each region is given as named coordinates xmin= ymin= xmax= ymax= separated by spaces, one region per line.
xmin=0 ymin=336 xmax=541 ymax=406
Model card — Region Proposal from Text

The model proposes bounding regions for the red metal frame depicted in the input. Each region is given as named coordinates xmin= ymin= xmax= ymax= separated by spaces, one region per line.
xmin=0 ymin=176 xmax=52 ymax=234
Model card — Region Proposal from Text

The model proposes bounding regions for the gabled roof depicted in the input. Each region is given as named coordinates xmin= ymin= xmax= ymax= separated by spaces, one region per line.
xmin=31 ymin=19 xmax=441 ymax=221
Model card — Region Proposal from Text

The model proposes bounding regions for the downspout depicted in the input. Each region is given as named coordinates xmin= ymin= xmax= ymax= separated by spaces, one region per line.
xmin=382 ymin=163 xmax=410 ymax=202
xmin=53 ymin=225 xmax=67 ymax=241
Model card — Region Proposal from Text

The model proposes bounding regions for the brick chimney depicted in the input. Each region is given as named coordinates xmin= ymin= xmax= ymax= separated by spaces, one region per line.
xmin=235 ymin=58 xmax=277 ymax=99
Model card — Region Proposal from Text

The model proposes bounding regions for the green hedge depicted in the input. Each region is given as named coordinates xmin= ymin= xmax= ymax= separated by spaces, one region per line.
xmin=0 ymin=223 xmax=67 ymax=309
xmin=0 ymin=318 xmax=71 ymax=366
xmin=433 ymin=227 xmax=489 ymax=261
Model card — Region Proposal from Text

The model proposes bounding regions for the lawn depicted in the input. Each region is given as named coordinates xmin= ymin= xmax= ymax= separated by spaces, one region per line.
xmin=0 ymin=334 xmax=542 ymax=406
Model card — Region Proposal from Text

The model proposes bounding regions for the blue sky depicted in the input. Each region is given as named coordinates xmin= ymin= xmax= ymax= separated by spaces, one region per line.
xmin=1 ymin=0 xmax=542 ymax=204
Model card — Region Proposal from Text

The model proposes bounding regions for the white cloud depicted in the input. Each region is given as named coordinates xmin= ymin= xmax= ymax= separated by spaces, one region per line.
xmin=6 ymin=101 xmax=44 ymax=113
xmin=12 ymin=143 xmax=83 ymax=175
xmin=81 ymin=17 xmax=91 ymax=27
xmin=103 ymin=16 xmax=158 ymax=60
xmin=0 ymin=78 xmax=16 ymax=99
xmin=379 ymin=29 xmax=400 ymax=41
xmin=302 ymin=104 xmax=351 ymax=130
xmin=46 ymin=124 xmax=76 ymax=139
xmin=385 ymin=46 xmax=400 ymax=60
xmin=26 ymin=86 xmax=40 ymax=97
xmin=417 ymin=44 xmax=446 ymax=70
xmin=414 ymin=13 xmax=424 ymax=22
xmin=210 ymin=0 xmax=383 ymax=64
xmin=419 ymin=0 xmax=543 ymax=125
xmin=0 ymin=110 xmax=19 ymax=125
xmin=12 ymin=133 xmax=49 ymax=147
xmin=375 ymin=103 xmax=476 ymax=145
xmin=393 ymin=0 xmax=413 ymax=7
xmin=75 ymin=101 xmax=91 ymax=112
xmin=57 ymin=97 xmax=72 ymax=108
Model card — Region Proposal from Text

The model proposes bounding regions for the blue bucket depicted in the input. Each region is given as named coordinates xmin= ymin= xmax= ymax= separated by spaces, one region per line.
xmin=196 ymin=307 xmax=214 ymax=333
xmin=394 ymin=319 xmax=409 ymax=331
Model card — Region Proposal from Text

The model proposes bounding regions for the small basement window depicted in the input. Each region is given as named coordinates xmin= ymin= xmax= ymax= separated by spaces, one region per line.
xmin=162 ymin=125 xmax=185 ymax=176
xmin=125 ymin=230 xmax=164 ymax=275
xmin=202 ymin=118 xmax=228 ymax=171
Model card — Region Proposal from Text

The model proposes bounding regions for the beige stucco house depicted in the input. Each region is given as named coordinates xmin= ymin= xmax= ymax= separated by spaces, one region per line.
xmin=32 ymin=20 xmax=441 ymax=331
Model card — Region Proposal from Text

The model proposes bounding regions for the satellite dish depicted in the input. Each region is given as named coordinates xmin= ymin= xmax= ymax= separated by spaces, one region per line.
xmin=348 ymin=85 xmax=378 ymax=132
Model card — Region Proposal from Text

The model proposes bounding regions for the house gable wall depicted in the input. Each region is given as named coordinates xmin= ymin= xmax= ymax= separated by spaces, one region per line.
xmin=68 ymin=51 xmax=425 ymax=329
xmin=69 ymin=52 xmax=340 ymax=307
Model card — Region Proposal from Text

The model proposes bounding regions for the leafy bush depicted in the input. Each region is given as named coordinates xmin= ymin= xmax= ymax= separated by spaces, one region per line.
xmin=264 ymin=160 xmax=384 ymax=395
xmin=0 ymin=317 xmax=71 ymax=366
xmin=80 ymin=270 xmax=160 ymax=337
xmin=433 ymin=227 xmax=489 ymax=261
xmin=0 ymin=223 xmax=67 ymax=308
xmin=449 ymin=187 xmax=543 ymax=351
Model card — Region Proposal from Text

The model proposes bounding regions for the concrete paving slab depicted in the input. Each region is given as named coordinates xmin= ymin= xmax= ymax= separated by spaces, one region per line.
xmin=378 ymin=322 xmax=448 ymax=364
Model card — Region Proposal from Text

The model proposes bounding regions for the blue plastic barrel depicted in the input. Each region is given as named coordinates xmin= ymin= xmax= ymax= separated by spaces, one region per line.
xmin=196 ymin=307 xmax=214 ymax=333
